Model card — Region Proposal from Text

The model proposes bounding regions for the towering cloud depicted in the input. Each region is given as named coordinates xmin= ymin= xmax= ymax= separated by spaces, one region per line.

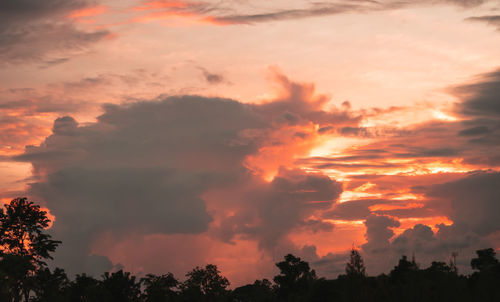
xmin=17 ymin=74 xmax=351 ymax=276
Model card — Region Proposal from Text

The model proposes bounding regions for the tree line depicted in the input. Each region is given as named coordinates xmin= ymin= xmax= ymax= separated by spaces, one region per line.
xmin=1 ymin=197 xmax=499 ymax=302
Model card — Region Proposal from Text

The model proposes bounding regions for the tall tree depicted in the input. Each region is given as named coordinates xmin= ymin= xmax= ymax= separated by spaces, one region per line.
xmin=102 ymin=270 xmax=141 ymax=302
xmin=180 ymin=264 xmax=230 ymax=302
xmin=273 ymin=254 xmax=317 ymax=300
xmin=141 ymin=273 xmax=179 ymax=302
xmin=0 ymin=197 xmax=61 ymax=302
xmin=66 ymin=274 xmax=104 ymax=302
xmin=31 ymin=268 xmax=69 ymax=302
xmin=471 ymin=248 xmax=499 ymax=272
xmin=345 ymin=247 xmax=366 ymax=277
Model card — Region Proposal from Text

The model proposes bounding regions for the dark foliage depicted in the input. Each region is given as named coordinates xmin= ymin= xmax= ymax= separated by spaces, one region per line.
xmin=345 ymin=247 xmax=366 ymax=277
xmin=142 ymin=273 xmax=179 ymax=302
xmin=1 ymin=197 xmax=500 ymax=302
xmin=274 ymin=254 xmax=317 ymax=301
xmin=180 ymin=264 xmax=230 ymax=302
xmin=0 ymin=197 xmax=61 ymax=302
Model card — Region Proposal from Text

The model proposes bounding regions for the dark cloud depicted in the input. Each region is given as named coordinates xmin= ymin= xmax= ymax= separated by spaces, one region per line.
xmin=17 ymin=96 xmax=265 ymax=274
xmin=246 ymin=169 xmax=341 ymax=250
xmin=392 ymin=224 xmax=436 ymax=255
xmin=362 ymin=214 xmax=400 ymax=255
xmin=360 ymin=214 xmax=401 ymax=273
xmin=0 ymin=0 xmax=89 ymax=23
xmin=324 ymin=199 xmax=375 ymax=220
xmin=0 ymin=0 xmax=109 ymax=65
xmin=208 ymin=0 xmax=488 ymax=25
xmin=211 ymin=2 xmax=376 ymax=25
xmin=424 ymin=171 xmax=500 ymax=235
xmin=451 ymin=67 xmax=500 ymax=160
xmin=389 ymin=223 xmax=483 ymax=272
xmin=212 ymin=168 xmax=342 ymax=250
xmin=324 ymin=197 xmax=447 ymax=221
xmin=198 ymin=67 xmax=227 ymax=85
xmin=454 ymin=68 xmax=500 ymax=117
xmin=132 ymin=0 xmax=487 ymax=26
xmin=439 ymin=0 xmax=488 ymax=6
xmin=301 ymin=245 xmax=349 ymax=278
xmin=458 ymin=125 xmax=492 ymax=136
xmin=466 ymin=15 xmax=500 ymax=31
xmin=358 ymin=214 xmax=482 ymax=274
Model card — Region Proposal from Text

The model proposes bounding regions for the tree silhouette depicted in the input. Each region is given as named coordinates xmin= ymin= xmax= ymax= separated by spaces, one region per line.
xmin=274 ymin=254 xmax=317 ymax=300
xmin=180 ymin=264 xmax=230 ymax=302
xmin=471 ymin=248 xmax=499 ymax=272
xmin=469 ymin=248 xmax=500 ymax=301
xmin=31 ymin=268 xmax=69 ymax=302
xmin=0 ymin=197 xmax=61 ymax=302
xmin=390 ymin=255 xmax=418 ymax=276
xmin=345 ymin=247 xmax=366 ymax=277
xmin=426 ymin=261 xmax=453 ymax=274
xmin=102 ymin=270 xmax=141 ymax=302
xmin=141 ymin=273 xmax=179 ymax=302
xmin=232 ymin=279 xmax=275 ymax=302
xmin=66 ymin=274 xmax=103 ymax=302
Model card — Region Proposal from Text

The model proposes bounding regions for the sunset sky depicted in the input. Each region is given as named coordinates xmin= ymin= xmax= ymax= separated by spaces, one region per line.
xmin=1 ymin=0 xmax=500 ymax=286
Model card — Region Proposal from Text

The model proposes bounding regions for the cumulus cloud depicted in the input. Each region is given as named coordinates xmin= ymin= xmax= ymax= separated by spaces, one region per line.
xmin=16 ymin=73 xmax=349 ymax=276
xmin=198 ymin=67 xmax=228 ymax=85
xmin=214 ymin=169 xmax=342 ymax=250
xmin=362 ymin=214 xmax=400 ymax=254
xmin=359 ymin=214 xmax=400 ymax=273
xmin=354 ymin=172 xmax=500 ymax=274
xmin=423 ymin=171 xmax=500 ymax=236
xmin=0 ymin=0 xmax=110 ymax=65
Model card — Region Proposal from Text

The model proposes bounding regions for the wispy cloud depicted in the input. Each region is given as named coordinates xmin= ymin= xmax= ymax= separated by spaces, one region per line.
xmin=466 ymin=15 xmax=500 ymax=31
xmin=0 ymin=0 xmax=111 ymax=65
xmin=126 ymin=0 xmax=491 ymax=26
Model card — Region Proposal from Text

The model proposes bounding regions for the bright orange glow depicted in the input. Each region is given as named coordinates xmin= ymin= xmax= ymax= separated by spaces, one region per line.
xmin=369 ymin=202 xmax=424 ymax=212
xmin=244 ymin=124 xmax=320 ymax=181
xmin=290 ymin=219 xmax=366 ymax=256
xmin=432 ymin=110 xmax=458 ymax=122
xmin=128 ymin=1 xmax=228 ymax=26
xmin=132 ymin=1 xmax=190 ymax=11
xmin=68 ymin=5 xmax=108 ymax=19
xmin=396 ymin=216 xmax=454 ymax=235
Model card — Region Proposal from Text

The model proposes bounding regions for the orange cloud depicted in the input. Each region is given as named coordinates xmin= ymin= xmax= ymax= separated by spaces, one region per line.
xmin=244 ymin=123 xmax=320 ymax=181
xmin=133 ymin=1 xmax=190 ymax=11
xmin=369 ymin=202 xmax=424 ymax=212
xmin=396 ymin=216 xmax=453 ymax=234
xmin=68 ymin=5 xmax=108 ymax=20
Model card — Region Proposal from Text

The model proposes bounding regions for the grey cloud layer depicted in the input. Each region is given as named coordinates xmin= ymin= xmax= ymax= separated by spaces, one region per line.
xmin=194 ymin=0 xmax=490 ymax=24
xmin=0 ymin=0 xmax=109 ymax=65
xmin=467 ymin=15 xmax=500 ymax=31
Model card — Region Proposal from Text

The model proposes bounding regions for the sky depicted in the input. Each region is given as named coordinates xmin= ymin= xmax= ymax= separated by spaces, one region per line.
xmin=1 ymin=0 xmax=500 ymax=286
